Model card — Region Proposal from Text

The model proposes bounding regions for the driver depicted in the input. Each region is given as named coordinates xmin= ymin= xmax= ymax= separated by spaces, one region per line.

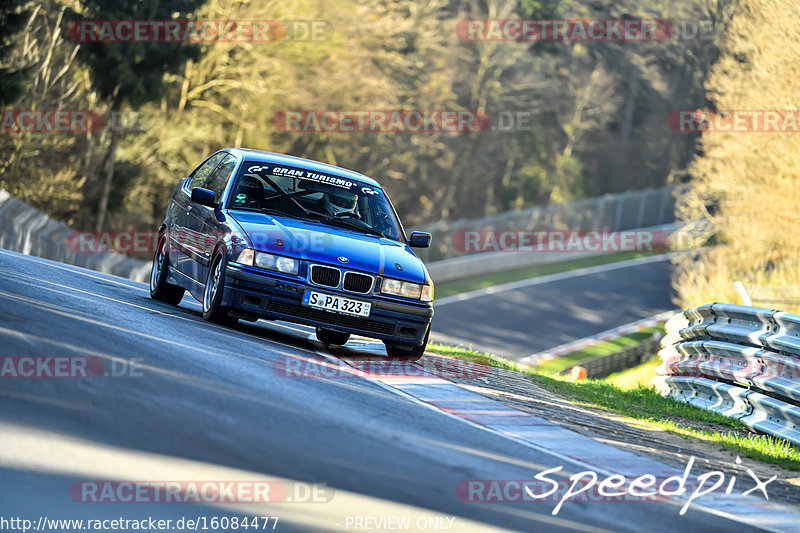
xmin=323 ymin=189 xmax=358 ymax=218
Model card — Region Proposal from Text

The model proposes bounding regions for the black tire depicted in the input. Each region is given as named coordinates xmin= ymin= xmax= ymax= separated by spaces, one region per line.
xmin=150 ymin=233 xmax=185 ymax=305
xmin=202 ymin=252 xmax=238 ymax=326
xmin=384 ymin=327 xmax=429 ymax=361
xmin=316 ymin=327 xmax=351 ymax=345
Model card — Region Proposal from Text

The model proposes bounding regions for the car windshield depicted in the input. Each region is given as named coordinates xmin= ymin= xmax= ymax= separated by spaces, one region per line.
xmin=227 ymin=161 xmax=405 ymax=242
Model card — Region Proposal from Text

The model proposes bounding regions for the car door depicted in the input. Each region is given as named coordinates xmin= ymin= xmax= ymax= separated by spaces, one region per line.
xmin=186 ymin=153 xmax=238 ymax=282
xmin=171 ymin=152 xmax=226 ymax=277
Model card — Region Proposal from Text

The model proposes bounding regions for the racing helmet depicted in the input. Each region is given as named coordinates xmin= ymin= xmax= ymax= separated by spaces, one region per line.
xmin=323 ymin=189 xmax=358 ymax=217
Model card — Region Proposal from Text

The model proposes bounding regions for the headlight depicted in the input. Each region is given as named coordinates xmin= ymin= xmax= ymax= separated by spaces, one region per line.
xmin=234 ymin=248 xmax=299 ymax=275
xmin=382 ymin=279 xmax=403 ymax=295
xmin=380 ymin=278 xmax=433 ymax=301
xmin=255 ymin=251 xmax=299 ymax=275
xmin=235 ymin=248 xmax=254 ymax=265
xmin=400 ymin=282 xmax=422 ymax=299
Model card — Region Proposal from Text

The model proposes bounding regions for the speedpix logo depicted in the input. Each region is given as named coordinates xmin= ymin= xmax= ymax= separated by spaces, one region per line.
xmin=458 ymin=457 xmax=775 ymax=516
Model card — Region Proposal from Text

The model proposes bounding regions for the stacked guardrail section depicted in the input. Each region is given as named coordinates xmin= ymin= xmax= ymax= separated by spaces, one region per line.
xmin=654 ymin=303 xmax=800 ymax=446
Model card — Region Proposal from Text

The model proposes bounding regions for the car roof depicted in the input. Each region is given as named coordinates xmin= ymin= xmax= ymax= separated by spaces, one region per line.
xmin=224 ymin=148 xmax=382 ymax=188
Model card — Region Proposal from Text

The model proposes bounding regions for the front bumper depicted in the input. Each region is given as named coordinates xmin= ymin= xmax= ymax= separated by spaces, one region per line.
xmin=222 ymin=264 xmax=432 ymax=345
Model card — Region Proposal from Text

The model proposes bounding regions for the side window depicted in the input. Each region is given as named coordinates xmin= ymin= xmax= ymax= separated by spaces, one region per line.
xmin=188 ymin=152 xmax=225 ymax=189
xmin=204 ymin=154 xmax=238 ymax=199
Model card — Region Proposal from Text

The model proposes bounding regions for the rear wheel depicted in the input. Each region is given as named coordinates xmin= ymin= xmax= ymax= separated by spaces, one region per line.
xmin=316 ymin=327 xmax=350 ymax=345
xmin=384 ymin=327 xmax=429 ymax=361
xmin=202 ymin=253 xmax=238 ymax=326
xmin=150 ymin=234 xmax=184 ymax=305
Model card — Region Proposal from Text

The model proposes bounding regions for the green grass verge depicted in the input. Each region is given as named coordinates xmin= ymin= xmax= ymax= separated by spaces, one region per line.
xmin=534 ymin=326 xmax=663 ymax=374
xmin=425 ymin=344 xmax=800 ymax=470
xmin=530 ymin=374 xmax=800 ymax=469
xmin=427 ymin=343 xmax=527 ymax=372
xmin=604 ymin=355 xmax=661 ymax=389
xmin=435 ymin=250 xmax=658 ymax=298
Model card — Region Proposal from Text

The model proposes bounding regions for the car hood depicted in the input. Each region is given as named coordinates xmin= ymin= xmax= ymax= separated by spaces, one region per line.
xmin=229 ymin=210 xmax=429 ymax=284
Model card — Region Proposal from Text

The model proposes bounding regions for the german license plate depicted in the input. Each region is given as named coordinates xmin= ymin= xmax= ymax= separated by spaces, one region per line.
xmin=303 ymin=290 xmax=371 ymax=318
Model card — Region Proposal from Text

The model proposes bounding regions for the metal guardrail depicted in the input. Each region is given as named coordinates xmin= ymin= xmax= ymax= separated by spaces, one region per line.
xmin=418 ymin=186 xmax=677 ymax=263
xmin=655 ymin=302 xmax=800 ymax=446
xmin=420 ymin=186 xmax=680 ymax=283
xmin=424 ymin=222 xmax=681 ymax=284
xmin=0 ymin=189 xmax=150 ymax=282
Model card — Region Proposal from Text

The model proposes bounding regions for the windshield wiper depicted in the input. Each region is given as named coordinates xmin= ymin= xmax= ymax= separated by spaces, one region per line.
xmin=324 ymin=216 xmax=386 ymax=238
xmin=260 ymin=207 xmax=307 ymax=221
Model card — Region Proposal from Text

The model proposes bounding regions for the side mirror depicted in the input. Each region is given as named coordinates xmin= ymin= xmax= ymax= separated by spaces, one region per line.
xmin=191 ymin=187 xmax=216 ymax=208
xmin=409 ymin=231 xmax=432 ymax=248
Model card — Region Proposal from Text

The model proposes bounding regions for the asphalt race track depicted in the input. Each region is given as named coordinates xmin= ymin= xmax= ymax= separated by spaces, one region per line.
xmin=431 ymin=255 xmax=675 ymax=359
xmin=0 ymin=249 xmax=790 ymax=532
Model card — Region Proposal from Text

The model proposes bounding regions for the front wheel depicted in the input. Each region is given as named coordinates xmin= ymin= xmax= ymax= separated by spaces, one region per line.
xmin=202 ymin=253 xmax=238 ymax=326
xmin=150 ymin=234 xmax=185 ymax=305
xmin=384 ymin=327 xmax=429 ymax=361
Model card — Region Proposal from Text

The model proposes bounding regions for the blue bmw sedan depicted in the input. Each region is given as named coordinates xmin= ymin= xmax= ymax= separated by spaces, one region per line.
xmin=150 ymin=148 xmax=433 ymax=359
